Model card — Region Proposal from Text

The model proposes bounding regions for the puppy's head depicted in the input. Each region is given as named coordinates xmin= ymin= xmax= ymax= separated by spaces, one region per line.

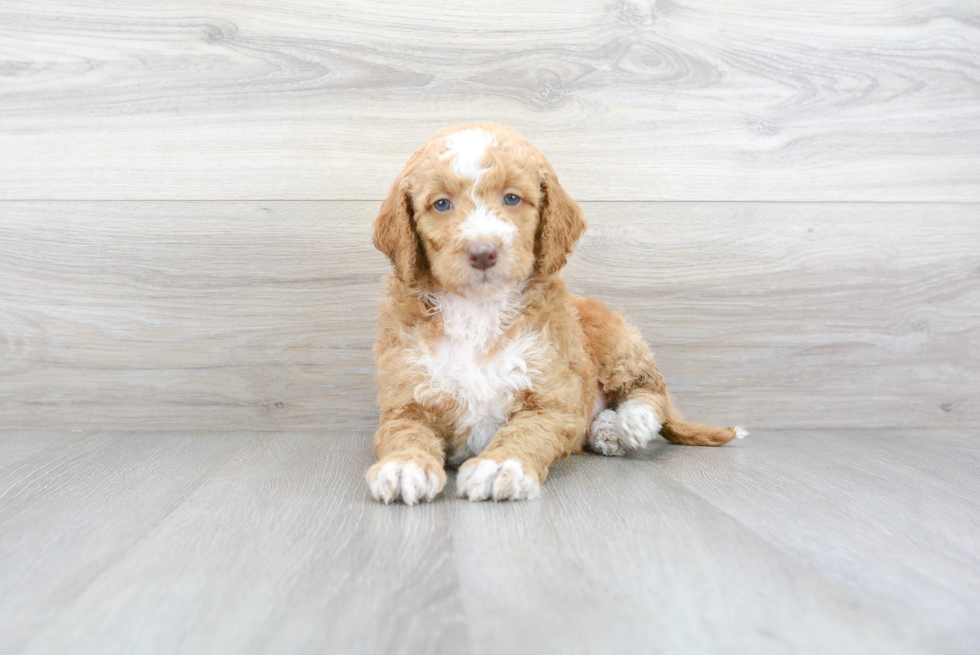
xmin=373 ymin=124 xmax=585 ymax=295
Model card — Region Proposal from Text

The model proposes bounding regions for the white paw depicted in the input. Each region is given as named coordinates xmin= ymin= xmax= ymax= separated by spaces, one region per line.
xmin=589 ymin=409 xmax=624 ymax=456
xmin=367 ymin=460 xmax=444 ymax=505
xmin=615 ymin=399 xmax=663 ymax=449
xmin=456 ymin=458 xmax=540 ymax=502
xmin=735 ymin=425 xmax=749 ymax=439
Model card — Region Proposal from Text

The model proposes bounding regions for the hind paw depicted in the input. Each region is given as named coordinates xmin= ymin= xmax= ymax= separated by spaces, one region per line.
xmin=615 ymin=400 xmax=663 ymax=449
xmin=588 ymin=409 xmax=624 ymax=456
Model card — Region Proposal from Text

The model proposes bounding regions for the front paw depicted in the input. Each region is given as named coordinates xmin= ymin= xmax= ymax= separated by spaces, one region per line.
xmin=367 ymin=457 xmax=446 ymax=505
xmin=456 ymin=458 xmax=540 ymax=502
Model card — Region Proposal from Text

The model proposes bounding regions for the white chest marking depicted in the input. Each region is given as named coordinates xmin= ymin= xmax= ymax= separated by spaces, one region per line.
xmin=414 ymin=287 xmax=540 ymax=461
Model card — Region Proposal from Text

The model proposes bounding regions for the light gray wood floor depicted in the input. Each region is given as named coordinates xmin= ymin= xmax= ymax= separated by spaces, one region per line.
xmin=1 ymin=429 xmax=978 ymax=654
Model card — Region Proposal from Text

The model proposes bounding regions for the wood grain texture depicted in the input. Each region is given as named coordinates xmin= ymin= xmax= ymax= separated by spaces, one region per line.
xmin=1 ymin=429 xmax=978 ymax=654
xmin=0 ymin=431 xmax=246 ymax=653
xmin=642 ymin=428 xmax=980 ymax=653
xmin=1 ymin=0 xmax=978 ymax=200
xmin=16 ymin=433 xmax=465 ymax=655
xmin=1 ymin=200 xmax=977 ymax=430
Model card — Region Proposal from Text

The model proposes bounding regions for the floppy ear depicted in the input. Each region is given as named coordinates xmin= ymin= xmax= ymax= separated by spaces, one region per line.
xmin=537 ymin=174 xmax=586 ymax=276
xmin=372 ymin=178 xmax=424 ymax=284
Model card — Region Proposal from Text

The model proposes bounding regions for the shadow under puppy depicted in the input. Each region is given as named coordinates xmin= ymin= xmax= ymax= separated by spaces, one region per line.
xmin=368 ymin=123 xmax=746 ymax=504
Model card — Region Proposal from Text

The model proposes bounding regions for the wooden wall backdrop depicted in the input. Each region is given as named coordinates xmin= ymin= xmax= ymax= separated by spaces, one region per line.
xmin=0 ymin=0 xmax=978 ymax=430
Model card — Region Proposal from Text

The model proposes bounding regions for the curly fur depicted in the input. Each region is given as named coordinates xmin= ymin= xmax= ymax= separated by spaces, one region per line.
xmin=367 ymin=123 xmax=745 ymax=504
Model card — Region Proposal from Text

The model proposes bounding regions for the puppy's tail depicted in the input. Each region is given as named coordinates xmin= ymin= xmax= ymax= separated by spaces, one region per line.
xmin=660 ymin=404 xmax=747 ymax=447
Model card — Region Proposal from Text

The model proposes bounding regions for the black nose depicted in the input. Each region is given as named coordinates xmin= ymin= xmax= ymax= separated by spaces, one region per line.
xmin=467 ymin=243 xmax=499 ymax=271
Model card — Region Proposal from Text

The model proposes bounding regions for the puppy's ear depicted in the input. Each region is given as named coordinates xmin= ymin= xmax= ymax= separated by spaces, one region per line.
xmin=537 ymin=174 xmax=586 ymax=276
xmin=373 ymin=178 xmax=423 ymax=284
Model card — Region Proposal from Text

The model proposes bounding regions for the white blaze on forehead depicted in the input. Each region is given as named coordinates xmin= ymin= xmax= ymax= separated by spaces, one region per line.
xmin=441 ymin=129 xmax=496 ymax=181
xmin=461 ymin=201 xmax=517 ymax=245
xmin=441 ymin=129 xmax=515 ymax=245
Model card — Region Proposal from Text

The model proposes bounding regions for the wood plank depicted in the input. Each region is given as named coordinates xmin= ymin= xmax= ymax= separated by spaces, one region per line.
xmin=0 ymin=201 xmax=385 ymax=431
xmin=567 ymin=202 xmax=980 ymax=430
xmin=0 ymin=431 xmax=89 ymax=476
xmin=1 ymin=200 xmax=976 ymax=430
xmin=446 ymin=444 xmax=973 ymax=655
xmin=1 ymin=430 xmax=978 ymax=653
xmin=1 ymin=1 xmax=978 ymax=200
xmin=10 ymin=432 xmax=467 ymax=655
xmin=0 ymin=431 xmax=245 ymax=653
xmin=640 ymin=428 xmax=980 ymax=653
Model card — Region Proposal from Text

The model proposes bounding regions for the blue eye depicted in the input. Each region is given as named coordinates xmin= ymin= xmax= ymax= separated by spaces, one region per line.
xmin=433 ymin=198 xmax=452 ymax=212
xmin=503 ymin=194 xmax=521 ymax=206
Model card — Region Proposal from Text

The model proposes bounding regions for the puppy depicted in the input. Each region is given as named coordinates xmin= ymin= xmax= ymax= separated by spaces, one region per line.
xmin=367 ymin=124 xmax=746 ymax=504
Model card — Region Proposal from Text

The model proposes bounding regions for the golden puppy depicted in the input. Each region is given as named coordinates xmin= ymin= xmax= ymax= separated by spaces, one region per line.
xmin=367 ymin=123 xmax=745 ymax=504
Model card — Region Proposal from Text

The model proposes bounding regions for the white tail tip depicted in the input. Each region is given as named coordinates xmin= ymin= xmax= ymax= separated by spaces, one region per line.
xmin=734 ymin=426 xmax=749 ymax=439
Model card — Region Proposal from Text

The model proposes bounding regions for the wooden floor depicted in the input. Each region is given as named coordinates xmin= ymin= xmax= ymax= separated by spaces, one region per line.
xmin=1 ymin=429 xmax=978 ymax=654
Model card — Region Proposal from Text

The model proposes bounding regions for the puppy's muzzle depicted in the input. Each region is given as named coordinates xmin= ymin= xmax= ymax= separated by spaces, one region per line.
xmin=466 ymin=243 xmax=499 ymax=271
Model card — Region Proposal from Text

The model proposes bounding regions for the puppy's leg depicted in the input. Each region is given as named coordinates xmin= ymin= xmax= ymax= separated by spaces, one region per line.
xmin=457 ymin=408 xmax=583 ymax=502
xmin=574 ymin=295 xmax=746 ymax=450
xmin=367 ymin=413 xmax=447 ymax=505
xmin=587 ymin=408 xmax=624 ymax=456
xmin=616 ymin=389 xmax=746 ymax=448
